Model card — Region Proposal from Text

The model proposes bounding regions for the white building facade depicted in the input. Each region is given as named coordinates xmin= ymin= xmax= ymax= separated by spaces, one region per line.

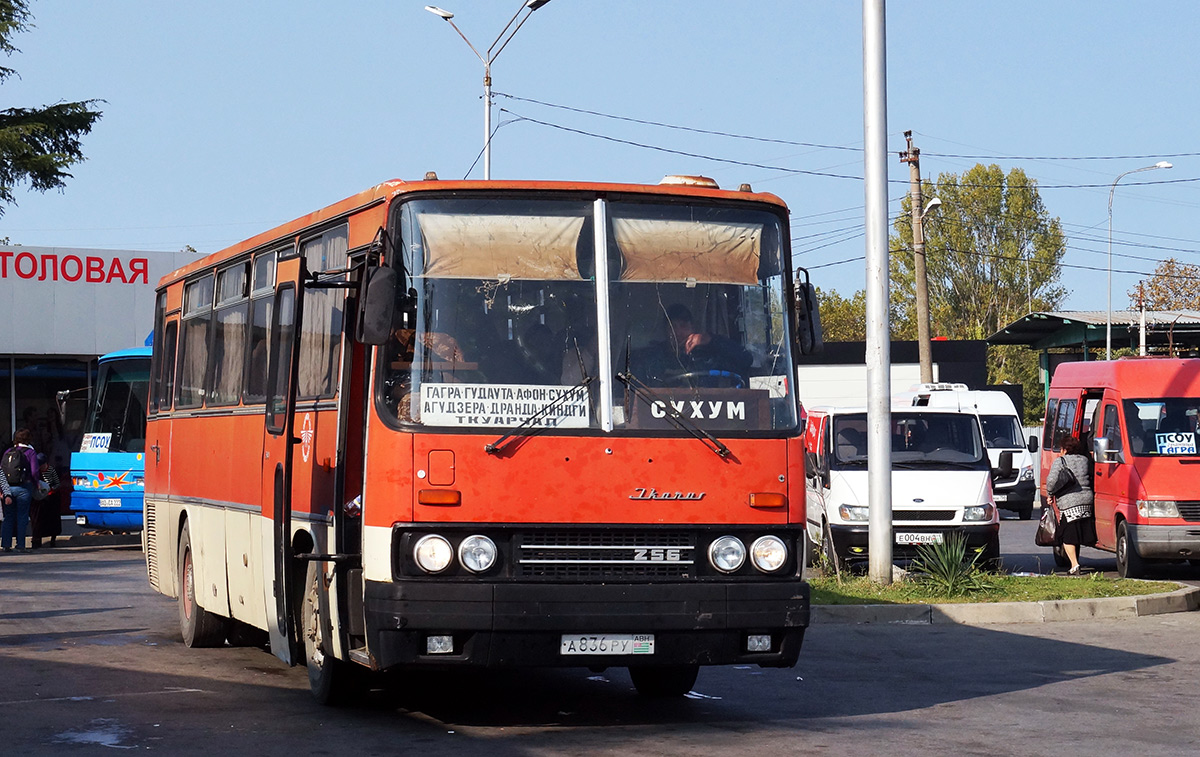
xmin=0 ymin=245 xmax=198 ymax=463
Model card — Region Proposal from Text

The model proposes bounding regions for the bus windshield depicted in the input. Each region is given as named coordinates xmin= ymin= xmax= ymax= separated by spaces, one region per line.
xmin=1124 ymin=397 xmax=1200 ymax=457
xmin=832 ymin=412 xmax=985 ymax=468
xmin=88 ymin=357 xmax=150 ymax=453
xmin=381 ymin=195 xmax=797 ymax=435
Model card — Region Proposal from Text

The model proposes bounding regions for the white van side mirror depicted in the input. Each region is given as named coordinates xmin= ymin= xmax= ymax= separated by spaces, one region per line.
xmin=1027 ymin=435 xmax=1039 ymax=454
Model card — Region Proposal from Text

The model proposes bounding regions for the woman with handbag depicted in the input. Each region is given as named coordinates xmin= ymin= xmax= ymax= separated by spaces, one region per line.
xmin=1045 ymin=435 xmax=1096 ymax=575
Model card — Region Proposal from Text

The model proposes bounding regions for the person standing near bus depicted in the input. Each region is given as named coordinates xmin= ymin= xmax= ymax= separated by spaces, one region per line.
xmin=30 ymin=453 xmax=63 ymax=549
xmin=1046 ymin=435 xmax=1096 ymax=575
xmin=1 ymin=428 xmax=39 ymax=553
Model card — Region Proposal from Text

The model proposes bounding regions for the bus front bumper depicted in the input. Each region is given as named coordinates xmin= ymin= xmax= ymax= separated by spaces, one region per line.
xmin=363 ymin=580 xmax=808 ymax=671
xmin=1126 ymin=523 xmax=1200 ymax=560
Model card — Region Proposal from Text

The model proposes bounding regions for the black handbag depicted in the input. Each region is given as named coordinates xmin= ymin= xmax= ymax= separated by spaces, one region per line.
xmin=1035 ymin=502 xmax=1058 ymax=547
xmin=1048 ymin=458 xmax=1077 ymax=496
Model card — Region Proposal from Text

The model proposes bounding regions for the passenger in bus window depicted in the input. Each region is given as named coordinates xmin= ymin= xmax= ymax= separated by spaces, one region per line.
xmin=634 ymin=303 xmax=751 ymax=388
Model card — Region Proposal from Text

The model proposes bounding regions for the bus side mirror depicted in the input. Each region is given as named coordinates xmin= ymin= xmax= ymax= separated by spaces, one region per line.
xmin=993 ymin=450 xmax=1014 ymax=480
xmin=1027 ymin=435 xmax=1039 ymax=454
xmin=1093 ymin=436 xmax=1113 ymax=463
xmin=795 ymin=281 xmax=824 ymax=356
xmin=356 ymin=266 xmax=397 ymax=345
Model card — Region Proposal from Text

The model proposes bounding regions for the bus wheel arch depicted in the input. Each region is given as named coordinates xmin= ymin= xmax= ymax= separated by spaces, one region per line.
xmin=302 ymin=560 xmax=362 ymax=705
xmin=177 ymin=519 xmax=229 ymax=647
xmin=1116 ymin=518 xmax=1147 ymax=579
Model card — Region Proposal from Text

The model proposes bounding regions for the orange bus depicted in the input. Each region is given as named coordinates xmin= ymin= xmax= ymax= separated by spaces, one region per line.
xmin=144 ymin=175 xmax=823 ymax=703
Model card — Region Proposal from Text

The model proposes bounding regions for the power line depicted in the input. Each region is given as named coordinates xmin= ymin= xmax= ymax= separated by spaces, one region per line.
xmin=500 ymin=109 xmax=864 ymax=181
xmin=504 ymin=109 xmax=1200 ymax=192
xmin=494 ymin=91 xmax=863 ymax=152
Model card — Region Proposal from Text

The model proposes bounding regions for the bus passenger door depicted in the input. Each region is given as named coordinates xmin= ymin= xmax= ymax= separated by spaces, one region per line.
xmin=261 ymin=255 xmax=305 ymax=666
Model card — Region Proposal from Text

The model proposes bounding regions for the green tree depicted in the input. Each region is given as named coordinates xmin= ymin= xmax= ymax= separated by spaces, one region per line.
xmin=815 ymin=286 xmax=867 ymax=342
xmin=1127 ymin=257 xmax=1200 ymax=311
xmin=0 ymin=0 xmax=102 ymax=216
xmin=889 ymin=164 xmax=1067 ymax=421
xmin=815 ymin=286 xmax=916 ymax=343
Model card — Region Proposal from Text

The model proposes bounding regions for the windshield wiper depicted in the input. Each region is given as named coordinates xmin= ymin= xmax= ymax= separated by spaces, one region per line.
xmin=484 ymin=376 xmax=595 ymax=456
xmin=615 ymin=371 xmax=732 ymax=459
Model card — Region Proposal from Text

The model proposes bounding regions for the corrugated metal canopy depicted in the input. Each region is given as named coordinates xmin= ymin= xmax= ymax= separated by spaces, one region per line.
xmin=988 ymin=310 xmax=1200 ymax=350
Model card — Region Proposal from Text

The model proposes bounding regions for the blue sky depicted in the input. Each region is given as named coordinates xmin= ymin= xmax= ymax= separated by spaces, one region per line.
xmin=4 ymin=1 xmax=1199 ymax=314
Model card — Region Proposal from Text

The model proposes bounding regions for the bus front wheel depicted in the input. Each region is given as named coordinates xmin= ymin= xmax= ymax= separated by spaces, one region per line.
xmin=177 ymin=523 xmax=228 ymax=648
xmin=303 ymin=562 xmax=361 ymax=706
xmin=1116 ymin=521 xmax=1147 ymax=579
xmin=629 ymin=664 xmax=699 ymax=697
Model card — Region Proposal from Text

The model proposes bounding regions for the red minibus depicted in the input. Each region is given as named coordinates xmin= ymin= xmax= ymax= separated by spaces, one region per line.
xmin=1040 ymin=358 xmax=1200 ymax=577
xmin=144 ymin=176 xmax=823 ymax=703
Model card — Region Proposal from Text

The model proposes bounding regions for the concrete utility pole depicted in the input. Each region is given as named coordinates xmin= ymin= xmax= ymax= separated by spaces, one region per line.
xmin=900 ymin=131 xmax=934 ymax=384
xmin=863 ymin=0 xmax=893 ymax=584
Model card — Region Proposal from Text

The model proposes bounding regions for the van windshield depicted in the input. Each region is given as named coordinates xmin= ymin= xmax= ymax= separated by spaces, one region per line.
xmin=831 ymin=412 xmax=986 ymax=468
xmin=1123 ymin=398 xmax=1200 ymax=457
xmin=980 ymin=414 xmax=1023 ymax=449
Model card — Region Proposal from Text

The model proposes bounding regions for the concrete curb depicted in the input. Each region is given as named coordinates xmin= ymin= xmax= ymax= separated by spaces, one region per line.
xmin=812 ymin=584 xmax=1200 ymax=626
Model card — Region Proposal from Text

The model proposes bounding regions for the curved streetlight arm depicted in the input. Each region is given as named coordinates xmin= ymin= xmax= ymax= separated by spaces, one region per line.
xmin=488 ymin=3 xmax=531 ymax=58
xmin=1106 ymin=161 xmax=1172 ymax=359
xmin=440 ymin=16 xmax=487 ymax=66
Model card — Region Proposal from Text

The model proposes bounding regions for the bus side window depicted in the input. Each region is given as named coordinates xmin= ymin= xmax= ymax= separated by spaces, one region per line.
xmin=1042 ymin=398 xmax=1058 ymax=450
xmin=160 ymin=322 xmax=178 ymax=410
xmin=1102 ymin=404 xmax=1123 ymax=454
xmin=1052 ymin=398 xmax=1076 ymax=451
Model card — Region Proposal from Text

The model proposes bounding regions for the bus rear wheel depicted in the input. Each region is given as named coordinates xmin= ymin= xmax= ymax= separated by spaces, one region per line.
xmin=177 ymin=523 xmax=228 ymax=648
xmin=303 ymin=562 xmax=362 ymax=706
xmin=629 ymin=664 xmax=699 ymax=697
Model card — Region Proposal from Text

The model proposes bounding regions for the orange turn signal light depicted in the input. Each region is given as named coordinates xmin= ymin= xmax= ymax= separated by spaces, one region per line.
xmin=749 ymin=492 xmax=786 ymax=509
xmin=418 ymin=489 xmax=462 ymax=506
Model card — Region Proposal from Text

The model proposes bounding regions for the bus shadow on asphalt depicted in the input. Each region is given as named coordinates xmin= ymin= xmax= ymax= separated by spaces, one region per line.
xmin=356 ymin=622 xmax=1174 ymax=727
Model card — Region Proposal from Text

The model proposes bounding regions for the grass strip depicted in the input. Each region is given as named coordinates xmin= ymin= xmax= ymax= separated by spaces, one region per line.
xmin=810 ymin=573 xmax=1181 ymax=606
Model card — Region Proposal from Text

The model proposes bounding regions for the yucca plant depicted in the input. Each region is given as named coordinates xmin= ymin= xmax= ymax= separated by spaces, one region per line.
xmin=908 ymin=533 xmax=994 ymax=597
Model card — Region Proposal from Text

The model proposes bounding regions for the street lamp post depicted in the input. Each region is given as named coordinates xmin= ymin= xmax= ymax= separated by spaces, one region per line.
xmin=425 ymin=1 xmax=552 ymax=180
xmin=1107 ymin=161 xmax=1171 ymax=360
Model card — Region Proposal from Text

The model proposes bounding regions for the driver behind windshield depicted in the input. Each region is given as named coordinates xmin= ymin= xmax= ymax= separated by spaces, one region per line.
xmin=633 ymin=303 xmax=752 ymax=388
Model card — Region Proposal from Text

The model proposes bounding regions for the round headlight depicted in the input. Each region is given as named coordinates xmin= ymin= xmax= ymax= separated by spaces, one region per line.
xmin=413 ymin=534 xmax=453 ymax=573
xmin=751 ymin=535 xmax=788 ymax=573
xmin=458 ymin=534 xmax=497 ymax=573
xmin=709 ymin=535 xmax=746 ymax=573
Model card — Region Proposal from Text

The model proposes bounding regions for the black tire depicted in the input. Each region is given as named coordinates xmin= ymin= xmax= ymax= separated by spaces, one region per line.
xmin=979 ymin=534 xmax=1002 ymax=572
xmin=1018 ymin=506 xmax=1033 ymax=521
xmin=178 ymin=523 xmax=228 ymax=648
xmin=821 ymin=521 xmax=845 ymax=575
xmin=303 ymin=562 xmax=362 ymax=706
xmin=629 ymin=664 xmax=699 ymax=697
xmin=1117 ymin=521 xmax=1146 ymax=579
xmin=1051 ymin=545 xmax=1071 ymax=569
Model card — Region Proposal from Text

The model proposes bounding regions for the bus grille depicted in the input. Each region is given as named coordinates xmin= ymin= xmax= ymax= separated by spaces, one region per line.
xmin=145 ymin=499 xmax=159 ymax=591
xmin=515 ymin=530 xmax=695 ymax=580
xmin=1176 ymin=501 xmax=1200 ymax=522
xmin=893 ymin=510 xmax=956 ymax=522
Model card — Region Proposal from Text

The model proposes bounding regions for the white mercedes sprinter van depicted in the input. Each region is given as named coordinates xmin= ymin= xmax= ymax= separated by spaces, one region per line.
xmin=901 ymin=384 xmax=1039 ymax=519
xmin=803 ymin=402 xmax=1001 ymax=571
